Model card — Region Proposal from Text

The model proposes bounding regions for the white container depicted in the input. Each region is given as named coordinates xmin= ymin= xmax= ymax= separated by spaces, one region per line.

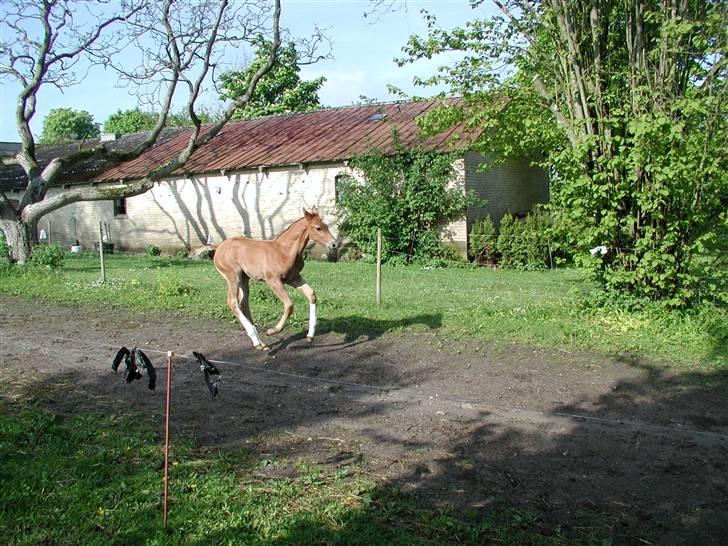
xmin=71 ymin=245 xmax=82 ymax=254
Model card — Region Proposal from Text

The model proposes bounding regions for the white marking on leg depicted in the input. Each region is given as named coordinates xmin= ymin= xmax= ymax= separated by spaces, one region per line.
xmin=237 ymin=309 xmax=262 ymax=347
xmin=307 ymin=303 xmax=317 ymax=339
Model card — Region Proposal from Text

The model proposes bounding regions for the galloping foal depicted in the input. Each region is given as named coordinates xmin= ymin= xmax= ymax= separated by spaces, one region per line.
xmin=213 ymin=207 xmax=338 ymax=350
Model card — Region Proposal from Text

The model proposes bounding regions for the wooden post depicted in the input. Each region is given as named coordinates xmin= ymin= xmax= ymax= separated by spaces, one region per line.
xmin=163 ymin=351 xmax=174 ymax=527
xmin=376 ymin=228 xmax=382 ymax=305
xmin=98 ymin=222 xmax=106 ymax=283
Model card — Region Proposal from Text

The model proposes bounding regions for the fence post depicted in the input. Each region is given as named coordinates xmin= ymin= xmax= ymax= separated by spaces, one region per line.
xmin=98 ymin=222 xmax=106 ymax=283
xmin=376 ymin=228 xmax=382 ymax=305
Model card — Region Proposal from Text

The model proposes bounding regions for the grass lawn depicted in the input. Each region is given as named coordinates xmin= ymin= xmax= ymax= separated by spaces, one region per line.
xmin=0 ymin=253 xmax=724 ymax=368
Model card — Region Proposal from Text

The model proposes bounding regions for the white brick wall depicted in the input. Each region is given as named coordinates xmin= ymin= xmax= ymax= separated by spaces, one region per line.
xmin=42 ymin=163 xmax=348 ymax=253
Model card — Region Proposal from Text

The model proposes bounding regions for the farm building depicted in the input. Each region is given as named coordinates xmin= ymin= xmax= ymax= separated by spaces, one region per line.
xmin=0 ymin=99 xmax=548 ymax=256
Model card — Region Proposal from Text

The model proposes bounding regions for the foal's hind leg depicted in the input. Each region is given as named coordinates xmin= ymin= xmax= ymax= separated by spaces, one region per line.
xmin=289 ymin=276 xmax=317 ymax=341
xmin=224 ymin=271 xmax=266 ymax=350
xmin=238 ymin=276 xmax=252 ymax=321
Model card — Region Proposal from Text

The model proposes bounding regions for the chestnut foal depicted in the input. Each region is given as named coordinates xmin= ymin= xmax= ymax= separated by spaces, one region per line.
xmin=213 ymin=207 xmax=337 ymax=350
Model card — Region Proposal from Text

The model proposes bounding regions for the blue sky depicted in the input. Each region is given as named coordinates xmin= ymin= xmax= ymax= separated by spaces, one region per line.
xmin=0 ymin=1 xmax=496 ymax=142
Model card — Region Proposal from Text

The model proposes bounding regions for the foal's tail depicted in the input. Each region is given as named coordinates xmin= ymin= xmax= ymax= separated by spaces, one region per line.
xmin=188 ymin=244 xmax=217 ymax=260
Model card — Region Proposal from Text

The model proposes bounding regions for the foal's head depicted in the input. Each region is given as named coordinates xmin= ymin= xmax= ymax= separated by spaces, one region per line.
xmin=303 ymin=207 xmax=338 ymax=250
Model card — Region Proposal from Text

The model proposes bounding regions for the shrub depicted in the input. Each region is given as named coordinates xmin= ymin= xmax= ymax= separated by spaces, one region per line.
xmin=413 ymin=232 xmax=468 ymax=268
xmin=469 ymin=215 xmax=498 ymax=265
xmin=335 ymin=144 xmax=475 ymax=265
xmin=496 ymin=210 xmax=552 ymax=270
xmin=0 ymin=231 xmax=9 ymax=258
xmin=31 ymin=243 xmax=67 ymax=269
xmin=145 ymin=244 xmax=161 ymax=257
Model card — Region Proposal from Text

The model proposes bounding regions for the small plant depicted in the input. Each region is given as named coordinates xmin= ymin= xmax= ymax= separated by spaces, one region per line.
xmin=31 ymin=243 xmax=67 ymax=269
xmin=145 ymin=244 xmax=161 ymax=257
xmin=157 ymin=271 xmax=196 ymax=297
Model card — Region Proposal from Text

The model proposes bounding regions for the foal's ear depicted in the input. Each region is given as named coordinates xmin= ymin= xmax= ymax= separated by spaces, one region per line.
xmin=311 ymin=206 xmax=318 ymax=216
xmin=303 ymin=207 xmax=312 ymax=218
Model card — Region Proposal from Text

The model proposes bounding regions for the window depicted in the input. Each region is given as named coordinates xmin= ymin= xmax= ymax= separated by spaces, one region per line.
xmin=113 ymin=198 xmax=127 ymax=217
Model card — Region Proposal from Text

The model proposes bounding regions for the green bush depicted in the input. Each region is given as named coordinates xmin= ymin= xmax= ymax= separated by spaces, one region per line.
xmin=335 ymin=144 xmax=475 ymax=265
xmin=145 ymin=244 xmax=161 ymax=257
xmin=469 ymin=215 xmax=498 ymax=265
xmin=31 ymin=243 xmax=67 ymax=269
xmin=496 ymin=210 xmax=552 ymax=271
xmin=412 ymin=232 xmax=469 ymax=268
xmin=0 ymin=231 xmax=9 ymax=258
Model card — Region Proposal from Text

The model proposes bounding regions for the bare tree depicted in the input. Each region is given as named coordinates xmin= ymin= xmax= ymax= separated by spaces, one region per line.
xmin=0 ymin=0 xmax=284 ymax=263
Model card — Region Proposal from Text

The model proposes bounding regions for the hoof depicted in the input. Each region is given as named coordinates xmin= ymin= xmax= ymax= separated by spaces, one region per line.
xmin=306 ymin=336 xmax=314 ymax=343
xmin=266 ymin=328 xmax=279 ymax=336
xmin=255 ymin=343 xmax=269 ymax=351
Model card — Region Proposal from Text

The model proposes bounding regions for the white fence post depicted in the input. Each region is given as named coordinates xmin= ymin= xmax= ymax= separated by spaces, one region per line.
xmin=98 ymin=222 xmax=106 ymax=283
xmin=376 ymin=228 xmax=382 ymax=305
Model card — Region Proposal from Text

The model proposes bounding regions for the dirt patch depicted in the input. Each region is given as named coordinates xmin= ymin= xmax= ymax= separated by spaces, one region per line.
xmin=1 ymin=295 xmax=727 ymax=543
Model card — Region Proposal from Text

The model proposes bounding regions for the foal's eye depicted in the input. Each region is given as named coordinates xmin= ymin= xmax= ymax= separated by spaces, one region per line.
xmin=315 ymin=227 xmax=322 ymax=231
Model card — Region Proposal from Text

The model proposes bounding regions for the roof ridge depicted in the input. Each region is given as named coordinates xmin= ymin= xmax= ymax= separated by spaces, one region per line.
xmin=221 ymin=96 xmax=460 ymax=127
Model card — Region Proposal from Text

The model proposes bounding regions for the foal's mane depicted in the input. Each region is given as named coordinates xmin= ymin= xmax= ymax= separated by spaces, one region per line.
xmin=274 ymin=213 xmax=309 ymax=241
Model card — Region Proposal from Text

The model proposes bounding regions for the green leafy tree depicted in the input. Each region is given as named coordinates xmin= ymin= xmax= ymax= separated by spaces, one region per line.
xmin=103 ymin=108 xmax=215 ymax=134
xmin=103 ymin=109 xmax=158 ymax=134
xmin=38 ymin=108 xmax=99 ymax=144
xmin=397 ymin=0 xmax=728 ymax=305
xmin=220 ymin=36 xmax=325 ymax=119
xmin=336 ymin=145 xmax=472 ymax=264
xmin=165 ymin=109 xmax=214 ymax=127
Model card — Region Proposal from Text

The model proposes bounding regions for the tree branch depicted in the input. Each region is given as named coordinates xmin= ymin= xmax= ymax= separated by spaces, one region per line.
xmin=22 ymin=177 xmax=156 ymax=225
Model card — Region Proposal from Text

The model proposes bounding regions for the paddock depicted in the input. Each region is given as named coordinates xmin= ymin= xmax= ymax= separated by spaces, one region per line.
xmin=1 ymin=290 xmax=726 ymax=544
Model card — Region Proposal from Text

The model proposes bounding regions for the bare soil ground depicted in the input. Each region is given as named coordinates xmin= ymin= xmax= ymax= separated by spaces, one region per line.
xmin=1 ymin=294 xmax=727 ymax=544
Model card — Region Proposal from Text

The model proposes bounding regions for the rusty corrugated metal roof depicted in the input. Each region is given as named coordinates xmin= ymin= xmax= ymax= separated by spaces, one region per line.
xmin=96 ymin=98 xmax=469 ymax=182
xmin=0 ymin=128 xmax=187 ymax=191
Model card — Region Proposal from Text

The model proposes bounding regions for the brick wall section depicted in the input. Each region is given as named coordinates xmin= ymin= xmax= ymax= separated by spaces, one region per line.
xmin=440 ymin=157 xmax=467 ymax=254
xmin=464 ymin=151 xmax=549 ymax=231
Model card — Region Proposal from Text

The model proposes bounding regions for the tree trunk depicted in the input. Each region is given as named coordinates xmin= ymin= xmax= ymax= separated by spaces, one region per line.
xmin=0 ymin=218 xmax=34 ymax=264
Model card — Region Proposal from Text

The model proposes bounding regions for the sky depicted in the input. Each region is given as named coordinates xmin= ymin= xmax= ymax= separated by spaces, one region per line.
xmin=0 ymin=0 xmax=497 ymax=143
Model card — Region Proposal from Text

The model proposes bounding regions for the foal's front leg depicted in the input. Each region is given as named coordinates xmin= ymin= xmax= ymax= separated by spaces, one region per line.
xmin=265 ymin=276 xmax=294 ymax=336
xmin=289 ymin=277 xmax=317 ymax=341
